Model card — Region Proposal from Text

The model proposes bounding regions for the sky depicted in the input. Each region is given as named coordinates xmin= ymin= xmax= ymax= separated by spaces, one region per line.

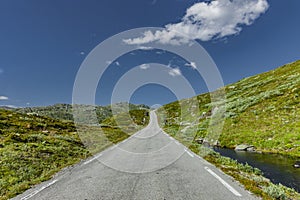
xmin=0 ymin=0 xmax=300 ymax=107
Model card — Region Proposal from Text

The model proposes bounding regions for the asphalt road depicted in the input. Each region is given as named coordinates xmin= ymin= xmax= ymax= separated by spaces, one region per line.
xmin=14 ymin=111 xmax=259 ymax=200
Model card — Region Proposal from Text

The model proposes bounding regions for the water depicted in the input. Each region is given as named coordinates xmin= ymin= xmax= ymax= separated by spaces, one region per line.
xmin=213 ymin=147 xmax=300 ymax=192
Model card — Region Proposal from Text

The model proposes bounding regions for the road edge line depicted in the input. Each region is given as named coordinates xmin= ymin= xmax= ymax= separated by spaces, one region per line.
xmin=204 ymin=167 xmax=242 ymax=197
xmin=185 ymin=149 xmax=194 ymax=157
xmin=21 ymin=179 xmax=58 ymax=200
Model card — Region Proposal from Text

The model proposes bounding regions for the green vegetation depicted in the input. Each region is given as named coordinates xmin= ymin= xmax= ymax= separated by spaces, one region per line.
xmin=0 ymin=109 xmax=87 ymax=199
xmin=15 ymin=102 xmax=149 ymax=123
xmin=157 ymin=60 xmax=300 ymax=199
xmin=200 ymin=147 xmax=299 ymax=200
xmin=158 ymin=60 xmax=300 ymax=157
xmin=82 ymin=109 xmax=150 ymax=154
xmin=0 ymin=107 xmax=149 ymax=200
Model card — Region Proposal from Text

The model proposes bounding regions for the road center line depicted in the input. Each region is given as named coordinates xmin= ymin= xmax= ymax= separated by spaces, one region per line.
xmin=21 ymin=179 xmax=58 ymax=200
xmin=185 ymin=149 xmax=194 ymax=157
xmin=204 ymin=167 xmax=242 ymax=197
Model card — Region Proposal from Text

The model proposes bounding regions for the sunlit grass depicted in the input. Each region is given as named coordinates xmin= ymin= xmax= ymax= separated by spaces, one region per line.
xmin=0 ymin=108 xmax=149 ymax=200
xmin=157 ymin=60 xmax=300 ymax=199
xmin=158 ymin=60 xmax=300 ymax=157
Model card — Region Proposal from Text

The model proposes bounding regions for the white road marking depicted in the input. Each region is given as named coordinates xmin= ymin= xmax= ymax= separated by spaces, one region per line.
xmin=185 ymin=149 xmax=194 ymax=157
xmin=194 ymin=154 xmax=207 ymax=164
xmin=204 ymin=167 xmax=242 ymax=197
xmin=21 ymin=179 xmax=58 ymax=200
xmin=175 ymin=141 xmax=180 ymax=145
xmin=84 ymin=153 xmax=103 ymax=165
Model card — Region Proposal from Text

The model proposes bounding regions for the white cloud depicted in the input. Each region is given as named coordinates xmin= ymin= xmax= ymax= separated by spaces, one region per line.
xmin=0 ymin=96 xmax=9 ymax=100
xmin=168 ymin=67 xmax=182 ymax=77
xmin=124 ymin=0 xmax=269 ymax=45
xmin=156 ymin=51 xmax=164 ymax=54
xmin=138 ymin=46 xmax=154 ymax=50
xmin=0 ymin=69 xmax=3 ymax=74
xmin=139 ymin=64 xmax=150 ymax=70
xmin=185 ymin=62 xmax=197 ymax=69
xmin=106 ymin=61 xmax=112 ymax=65
xmin=106 ymin=61 xmax=120 ymax=66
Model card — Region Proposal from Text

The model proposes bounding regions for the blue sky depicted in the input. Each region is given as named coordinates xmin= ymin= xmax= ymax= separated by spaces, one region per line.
xmin=0 ymin=0 xmax=300 ymax=107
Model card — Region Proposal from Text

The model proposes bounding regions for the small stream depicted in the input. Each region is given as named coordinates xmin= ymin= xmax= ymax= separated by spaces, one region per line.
xmin=213 ymin=147 xmax=300 ymax=192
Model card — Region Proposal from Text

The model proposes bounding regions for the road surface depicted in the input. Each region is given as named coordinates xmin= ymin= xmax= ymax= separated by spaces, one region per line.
xmin=14 ymin=111 xmax=258 ymax=200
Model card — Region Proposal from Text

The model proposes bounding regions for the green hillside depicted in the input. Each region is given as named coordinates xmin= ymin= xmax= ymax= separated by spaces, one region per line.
xmin=15 ymin=103 xmax=149 ymax=123
xmin=156 ymin=60 xmax=300 ymax=199
xmin=158 ymin=60 xmax=300 ymax=157
xmin=0 ymin=107 xmax=149 ymax=200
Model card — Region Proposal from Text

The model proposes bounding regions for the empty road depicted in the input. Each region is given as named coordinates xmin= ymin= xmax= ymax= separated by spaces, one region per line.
xmin=14 ymin=111 xmax=258 ymax=200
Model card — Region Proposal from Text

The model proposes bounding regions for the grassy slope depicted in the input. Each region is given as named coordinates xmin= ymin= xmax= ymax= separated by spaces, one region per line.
xmin=157 ymin=60 xmax=300 ymax=199
xmin=15 ymin=103 xmax=149 ymax=123
xmin=159 ymin=60 xmax=300 ymax=157
xmin=0 ymin=108 xmax=149 ymax=200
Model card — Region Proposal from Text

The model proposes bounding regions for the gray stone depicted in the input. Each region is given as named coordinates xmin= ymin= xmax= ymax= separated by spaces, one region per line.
xmin=294 ymin=161 xmax=300 ymax=168
xmin=235 ymin=144 xmax=255 ymax=151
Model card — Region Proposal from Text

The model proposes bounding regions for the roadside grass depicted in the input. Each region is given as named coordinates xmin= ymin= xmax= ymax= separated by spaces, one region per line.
xmin=78 ymin=109 xmax=149 ymax=155
xmin=158 ymin=60 xmax=300 ymax=157
xmin=156 ymin=60 xmax=300 ymax=199
xmin=201 ymin=148 xmax=299 ymax=200
xmin=160 ymin=131 xmax=300 ymax=200
xmin=0 ymin=108 xmax=149 ymax=200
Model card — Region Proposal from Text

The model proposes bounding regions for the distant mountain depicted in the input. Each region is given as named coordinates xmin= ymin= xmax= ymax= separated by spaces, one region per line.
xmin=158 ymin=60 xmax=300 ymax=157
xmin=0 ymin=106 xmax=16 ymax=110
xmin=15 ymin=103 xmax=149 ymax=123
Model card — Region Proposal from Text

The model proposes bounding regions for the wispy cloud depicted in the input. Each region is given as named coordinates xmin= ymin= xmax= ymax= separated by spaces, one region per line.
xmin=156 ymin=51 xmax=164 ymax=55
xmin=106 ymin=61 xmax=112 ymax=65
xmin=185 ymin=62 xmax=197 ymax=69
xmin=151 ymin=0 xmax=157 ymax=5
xmin=124 ymin=0 xmax=269 ymax=45
xmin=0 ymin=69 xmax=3 ymax=74
xmin=0 ymin=96 xmax=9 ymax=100
xmin=106 ymin=61 xmax=121 ymax=66
xmin=168 ymin=67 xmax=182 ymax=77
xmin=138 ymin=46 xmax=154 ymax=50
xmin=139 ymin=64 xmax=150 ymax=70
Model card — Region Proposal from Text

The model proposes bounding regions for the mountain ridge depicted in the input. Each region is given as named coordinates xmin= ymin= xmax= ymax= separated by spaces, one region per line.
xmin=13 ymin=103 xmax=149 ymax=123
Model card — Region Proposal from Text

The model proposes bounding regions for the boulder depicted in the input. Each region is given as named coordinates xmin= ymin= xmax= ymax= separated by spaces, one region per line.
xmin=213 ymin=140 xmax=221 ymax=147
xmin=195 ymin=138 xmax=204 ymax=144
xmin=235 ymin=144 xmax=255 ymax=151
xmin=294 ymin=161 xmax=300 ymax=168
xmin=246 ymin=146 xmax=256 ymax=152
xmin=195 ymin=138 xmax=210 ymax=146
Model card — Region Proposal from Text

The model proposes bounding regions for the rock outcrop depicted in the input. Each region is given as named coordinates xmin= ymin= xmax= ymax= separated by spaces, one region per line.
xmin=235 ymin=144 xmax=256 ymax=152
